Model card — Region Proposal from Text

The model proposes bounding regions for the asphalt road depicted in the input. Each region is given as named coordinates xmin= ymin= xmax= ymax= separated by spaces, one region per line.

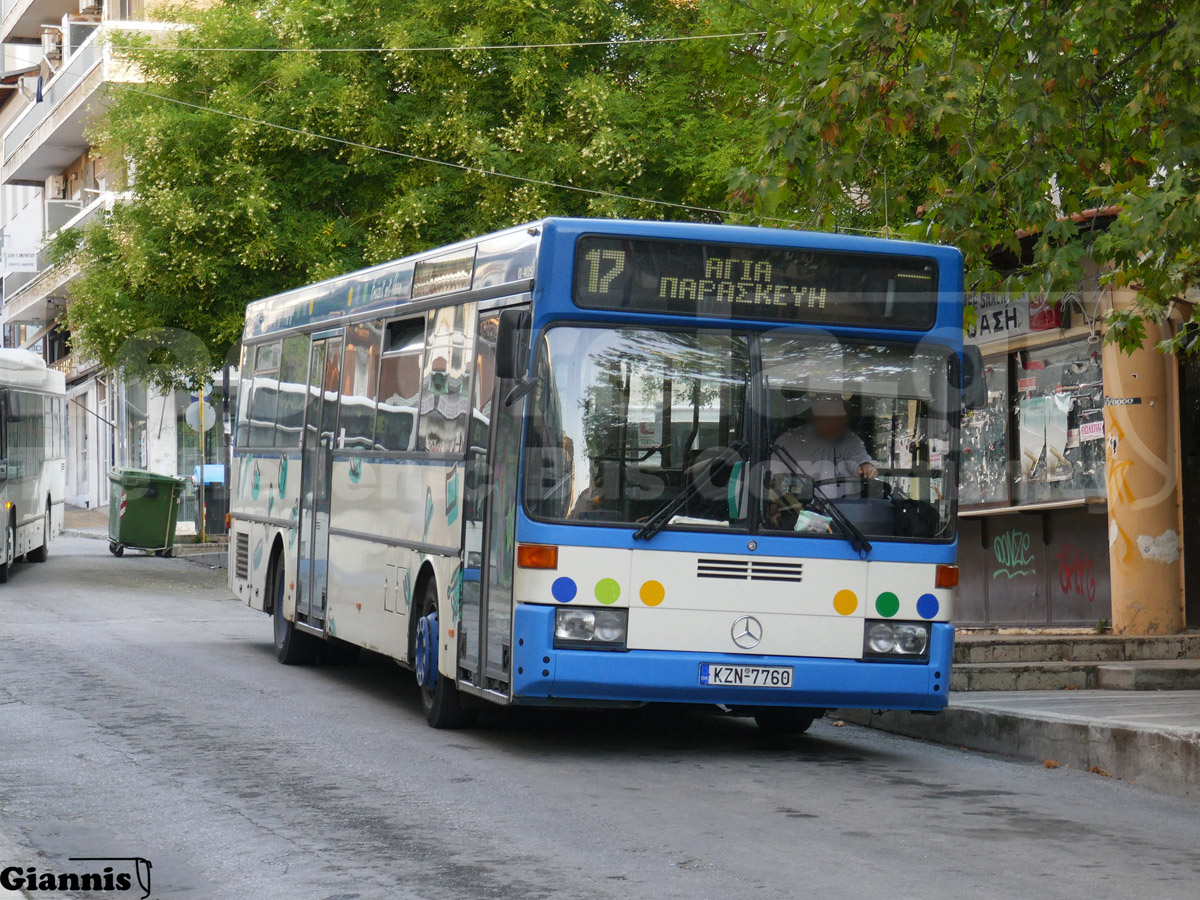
xmin=1 ymin=537 xmax=1198 ymax=900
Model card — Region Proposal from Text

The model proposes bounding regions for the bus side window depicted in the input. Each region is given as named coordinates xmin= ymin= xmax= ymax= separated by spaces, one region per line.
xmin=235 ymin=343 xmax=254 ymax=447
xmin=376 ymin=318 xmax=424 ymax=451
xmin=0 ymin=391 xmax=8 ymax=479
xmin=338 ymin=321 xmax=382 ymax=451
xmin=418 ymin=304 xmax=476 ymax=454
xmin=274 ymin=335 xmax=310 ymax=450
xmin=246 ymin=341 xmax=282 ymax=448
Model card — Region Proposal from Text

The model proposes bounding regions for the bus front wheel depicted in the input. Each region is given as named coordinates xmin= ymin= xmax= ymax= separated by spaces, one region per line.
xmin=416 ymin=579 xmax=475 ymax=729
xmin=753 ymin=708 xmax=821 ymax=736
xmin=0 ymin=513 xmax=14 ymax=584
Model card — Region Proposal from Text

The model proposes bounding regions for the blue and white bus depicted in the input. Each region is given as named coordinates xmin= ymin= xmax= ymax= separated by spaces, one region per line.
xmin=229 ymin=218 xmax=981 ymax=731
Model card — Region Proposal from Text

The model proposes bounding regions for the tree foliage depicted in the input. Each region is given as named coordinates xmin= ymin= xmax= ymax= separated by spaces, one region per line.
xmin=65 ymin=0 xmax=772 ymax=385
xmin=740 ymin=0 xmax=1200 ymax=353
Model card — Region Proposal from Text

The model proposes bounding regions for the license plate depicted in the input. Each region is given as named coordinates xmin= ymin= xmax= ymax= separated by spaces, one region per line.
xmin=699 ymin=664 xmax=793 ymax=688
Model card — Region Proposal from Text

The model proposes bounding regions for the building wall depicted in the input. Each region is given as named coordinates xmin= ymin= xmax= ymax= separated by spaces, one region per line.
xmin=958 ymin=285 xmax=1116 ymax=627
xmin=957 ymin=280 xmax=1190 ymax=632
xmin=3 ymin=0 xmax=205 ymax=511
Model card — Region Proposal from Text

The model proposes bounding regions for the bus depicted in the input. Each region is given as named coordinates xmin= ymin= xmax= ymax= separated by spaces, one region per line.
xmin=229 ymin=218 xmax=984 ymax=731
xmin=0 ymin=349 xmax=66 ymax=582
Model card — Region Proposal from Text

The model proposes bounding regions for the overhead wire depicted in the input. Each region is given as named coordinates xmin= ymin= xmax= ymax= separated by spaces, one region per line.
xmin=118 ymin=32 xmax=768 ymax=54
xmin=118 ymin=85 xmax=828 ymax=229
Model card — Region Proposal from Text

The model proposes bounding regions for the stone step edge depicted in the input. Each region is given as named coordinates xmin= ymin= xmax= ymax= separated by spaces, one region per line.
xmin=834 ymin=706 xmax=1200 ymax=798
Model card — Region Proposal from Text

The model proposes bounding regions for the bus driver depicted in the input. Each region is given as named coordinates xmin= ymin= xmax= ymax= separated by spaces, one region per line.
xmin=771 ymin=396 xmax=878 ymax=490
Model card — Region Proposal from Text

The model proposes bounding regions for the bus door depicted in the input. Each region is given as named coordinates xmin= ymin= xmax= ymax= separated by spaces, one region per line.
xmin=460 ymin=309 xmax=525 ymax=692
xmin=296 ymin=335 xmax=342 ymax=627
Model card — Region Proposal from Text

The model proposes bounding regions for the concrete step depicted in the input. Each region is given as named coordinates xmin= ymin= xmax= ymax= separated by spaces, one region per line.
xmin=1095 ymin=660 xmax=1200 ymax=691
xmin=837 ymin=690 xmax=1200 ymax=798
xmin=951 ymin=661 xmax=1097 ymax=692
xmin=953 ymin=633 xmax=1200 ymax=665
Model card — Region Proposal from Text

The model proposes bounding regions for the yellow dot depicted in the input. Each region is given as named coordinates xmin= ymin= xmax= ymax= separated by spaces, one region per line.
xmin=833 ymin=589 xmax=858 ymax=616
xmin=640 ymin=580 xmax=666 ymax=607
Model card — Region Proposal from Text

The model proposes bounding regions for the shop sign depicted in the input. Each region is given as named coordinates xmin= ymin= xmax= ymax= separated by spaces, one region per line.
xmin=967 ymin=293 xmax=1031 ymax=344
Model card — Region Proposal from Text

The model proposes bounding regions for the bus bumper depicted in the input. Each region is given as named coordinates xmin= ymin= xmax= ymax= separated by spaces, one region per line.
xmin=510 ymin=605 xmax=953 ymax=711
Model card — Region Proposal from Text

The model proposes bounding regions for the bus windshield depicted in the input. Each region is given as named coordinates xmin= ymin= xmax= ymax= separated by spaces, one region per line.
xmin=524 ymin=325 xmax=957 ymax=542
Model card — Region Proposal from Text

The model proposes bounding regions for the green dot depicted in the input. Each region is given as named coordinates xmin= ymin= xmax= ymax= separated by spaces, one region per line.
xmin=876 ymin=591 xmax=900 ymax=618
xmin=594 ymin=578 xmax=621 ymax=605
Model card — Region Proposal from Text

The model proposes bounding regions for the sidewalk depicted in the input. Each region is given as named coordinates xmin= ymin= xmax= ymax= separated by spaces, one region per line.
xmin=62 ymin=504 xmax=107 ymax=537
xmin=62 ymin=505 xmax=227 ymax=568
xmin=839 ymin=690 xmax=1200 ymax=797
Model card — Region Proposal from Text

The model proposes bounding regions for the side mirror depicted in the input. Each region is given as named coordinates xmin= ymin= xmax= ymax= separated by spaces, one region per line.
xmin=962 ymin=345 xmax=988 ymax=411
xmin=495 ymin=308 xmax=531 ymax=380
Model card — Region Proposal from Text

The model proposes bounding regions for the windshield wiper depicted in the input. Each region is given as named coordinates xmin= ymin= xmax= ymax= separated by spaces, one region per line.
xmin=633 ymin=441 xmax=748 ymax=541
xmin=770 ymin=444 xmax=873 ymax=559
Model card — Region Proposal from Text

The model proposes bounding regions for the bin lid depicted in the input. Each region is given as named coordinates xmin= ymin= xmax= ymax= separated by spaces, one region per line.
xmin=108 ymin=467 xmax=188 ymax=487
xmin=192 ymin=464 xmax=226 ymax=485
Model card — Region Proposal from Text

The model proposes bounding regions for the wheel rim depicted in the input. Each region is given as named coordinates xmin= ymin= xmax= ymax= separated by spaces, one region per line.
xmin=415 ymin=609 xmax=438 ymax=693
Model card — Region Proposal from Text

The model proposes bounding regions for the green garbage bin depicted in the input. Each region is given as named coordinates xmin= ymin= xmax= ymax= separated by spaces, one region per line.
xmin=107 ymin=468 xmax=188 ymax=558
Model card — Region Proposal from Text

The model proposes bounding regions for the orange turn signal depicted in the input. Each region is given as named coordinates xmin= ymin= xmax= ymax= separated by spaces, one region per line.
xmin=225 ymin=513 xmax=232 ymax=530
xmin=935 ymin=564 xmax=959 ymax=588
xmin=517 ymin=543 xmax=559 ymax=570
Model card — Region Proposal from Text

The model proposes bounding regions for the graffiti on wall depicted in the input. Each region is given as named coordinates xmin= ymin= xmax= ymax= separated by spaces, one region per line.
xmin=993 ymin=528 xmax=1036 ymax=579
xmin=1055 ymin=543 xmax=1097 ymax=603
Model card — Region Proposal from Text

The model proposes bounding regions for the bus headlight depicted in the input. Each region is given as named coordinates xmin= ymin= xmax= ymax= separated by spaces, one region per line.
xmin=554 ymin=607 xmax=628 ymax=650
xmin=863 ymin=620 xmax=929 ymax=660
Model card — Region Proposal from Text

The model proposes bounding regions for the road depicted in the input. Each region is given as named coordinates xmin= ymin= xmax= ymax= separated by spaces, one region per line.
xmin=1 ymin=537 xmax=1197 ymax=900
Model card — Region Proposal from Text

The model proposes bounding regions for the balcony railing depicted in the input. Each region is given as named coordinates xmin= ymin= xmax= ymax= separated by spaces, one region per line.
xmin=1 ymin=191 xmax=115 ymax=321
xmin=2 ymin=27 xmax=103 ymax=163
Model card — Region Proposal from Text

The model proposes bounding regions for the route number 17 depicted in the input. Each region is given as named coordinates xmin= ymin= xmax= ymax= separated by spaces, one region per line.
xmin=583 ymin=248 xmax=626 ymax=294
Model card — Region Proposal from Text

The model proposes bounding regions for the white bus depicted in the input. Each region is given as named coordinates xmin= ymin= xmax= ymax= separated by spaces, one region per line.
xmin=0 ymin=349 xmax=66 ymax=582
xmin=230 ymin=219 xmax=976 ymax=731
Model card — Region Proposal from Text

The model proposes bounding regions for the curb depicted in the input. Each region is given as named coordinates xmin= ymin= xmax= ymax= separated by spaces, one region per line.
xmin=837 ymin=706 xmax=1200 ymax=797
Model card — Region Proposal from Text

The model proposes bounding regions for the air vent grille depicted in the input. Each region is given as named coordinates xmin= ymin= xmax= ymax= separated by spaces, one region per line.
xmin=696 ymin=558 xmax=803 ymax=583
xmin=234 ymin=532 xmax=250 ymax=581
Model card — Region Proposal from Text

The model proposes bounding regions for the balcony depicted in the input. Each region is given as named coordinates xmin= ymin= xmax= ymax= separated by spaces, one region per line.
xmin=0 ymin=0 xmax=82 ymax=43
xmin=2 ymin=21 xmax=176 ymax=186
xmin=1 ymin=191 xmax=113 ymax=327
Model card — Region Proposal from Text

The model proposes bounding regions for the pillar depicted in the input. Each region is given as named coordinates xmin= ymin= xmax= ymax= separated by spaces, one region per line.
xmin=1102 ymin=311 xmax=1185 ymax=634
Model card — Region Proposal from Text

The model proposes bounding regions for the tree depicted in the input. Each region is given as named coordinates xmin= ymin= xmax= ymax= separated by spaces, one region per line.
xmin=63 ymin=0 xmax=773 ymax=385
xmin=736 ymin=0 xmax=1200 ymax=353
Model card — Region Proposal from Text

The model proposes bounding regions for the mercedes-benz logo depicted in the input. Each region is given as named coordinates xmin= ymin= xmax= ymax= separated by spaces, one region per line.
xmin=731 ymin=615 xmax=763 ymax=649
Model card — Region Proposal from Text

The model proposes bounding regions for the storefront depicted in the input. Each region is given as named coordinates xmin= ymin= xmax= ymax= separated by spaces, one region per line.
xmin=957 ymin=289 xmax=1115 ymax=627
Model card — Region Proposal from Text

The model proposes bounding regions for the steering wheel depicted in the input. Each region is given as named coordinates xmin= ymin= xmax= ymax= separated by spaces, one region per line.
xmin=813 ymin=476 xmax=892 ymax=499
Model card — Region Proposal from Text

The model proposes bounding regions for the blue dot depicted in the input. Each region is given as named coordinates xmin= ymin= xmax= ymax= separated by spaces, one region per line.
xmin=551 ymin=577 xmax=577 ymax=603
xmin=917 ymin=593 xmax=939 ymax=619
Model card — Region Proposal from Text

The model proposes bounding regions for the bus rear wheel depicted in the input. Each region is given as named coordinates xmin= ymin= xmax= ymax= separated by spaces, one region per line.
xmin=415 ymin=579 xmax=475 ymax=729
xmin=27 ymin=502 xmax=50 ymax=563
xmin=753 ymin=708 xmax=821 ymax=736
xmin=271 ymin=556 xmax=316 ymax=665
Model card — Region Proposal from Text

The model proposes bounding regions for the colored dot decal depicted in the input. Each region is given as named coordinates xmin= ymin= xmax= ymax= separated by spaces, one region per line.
xmin=917 ymin=593 xmax=940 ymax=619
xmin=640 ymin=580 xmax=666 ymax=607
xmin=594 ymin=578 xmax=621 ymax=605
xmin=875 ymin=591 xmax=900 ymax=618
xmin=833 ymin=589 xmax=858 ymax=616
xmin=551 ymin=577 xmax=577 ymax=603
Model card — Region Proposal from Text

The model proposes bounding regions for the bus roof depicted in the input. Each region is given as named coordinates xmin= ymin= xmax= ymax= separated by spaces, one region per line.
xmin=0 ymin=349 xmax=65 ymax=394
xmin=242 ymin=218 xmax=963 ymax=341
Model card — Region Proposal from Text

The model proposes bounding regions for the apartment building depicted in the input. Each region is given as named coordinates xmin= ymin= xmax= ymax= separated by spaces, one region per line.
xmin=0 ymin=0 xmax=215 ymax=519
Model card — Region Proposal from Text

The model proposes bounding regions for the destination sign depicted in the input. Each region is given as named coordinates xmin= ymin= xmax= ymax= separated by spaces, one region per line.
xmin=573 ymin=236 xmax=939 ymax=329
